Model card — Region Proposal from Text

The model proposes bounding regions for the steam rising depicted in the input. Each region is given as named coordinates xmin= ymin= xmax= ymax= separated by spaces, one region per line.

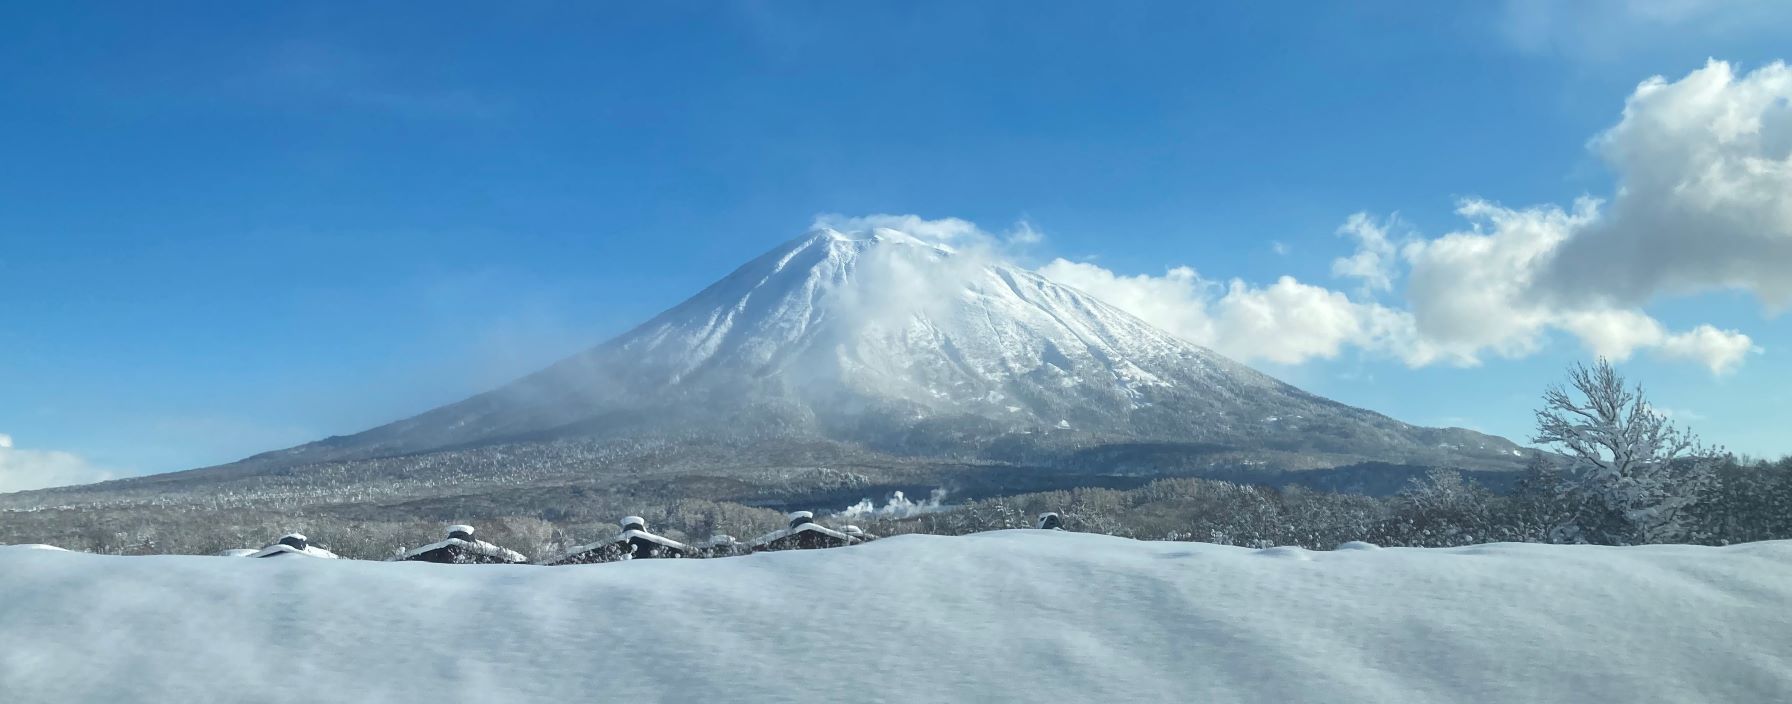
xmin=838 ymin=488 xmax=951 ymax=519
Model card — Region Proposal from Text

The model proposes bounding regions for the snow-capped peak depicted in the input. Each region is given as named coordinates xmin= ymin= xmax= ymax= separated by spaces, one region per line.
xmin=574 ymin=224 xmax=1244 ymax=413
xmin=251 ymin=220 xmax=1524 ymax=471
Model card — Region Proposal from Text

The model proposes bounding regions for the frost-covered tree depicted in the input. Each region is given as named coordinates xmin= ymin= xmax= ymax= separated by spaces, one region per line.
xmin=1692 ymin=456 xmax=1792 ymax=544
xmin=1532 ymin=359 xmax=1720 ymax=545
xmin=1383 ymin=468 xmax=1495 ymax=547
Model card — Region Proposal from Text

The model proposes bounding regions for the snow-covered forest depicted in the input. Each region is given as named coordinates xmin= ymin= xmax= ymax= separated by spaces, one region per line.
xmin=5 ymin=362 xmax=1787 ymax=559
xmin=7 ymin=451 xmax=1788 ymax=559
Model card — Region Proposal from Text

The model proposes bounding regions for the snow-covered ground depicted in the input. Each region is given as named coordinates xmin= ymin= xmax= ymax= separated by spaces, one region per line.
xmin=2 ymin=532 xmax=1789 ymax=703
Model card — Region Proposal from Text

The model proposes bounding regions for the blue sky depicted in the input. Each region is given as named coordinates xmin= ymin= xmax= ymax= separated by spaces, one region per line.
xmin=3 ymin=1 xmax=1790 ymax=488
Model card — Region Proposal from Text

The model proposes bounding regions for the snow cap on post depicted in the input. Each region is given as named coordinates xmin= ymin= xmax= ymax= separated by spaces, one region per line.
xmin=1036 ymin=512 xmax=1063 ymax=530
xmin=788 ymin=511 xmax=815 ymax=529
xmin=620 ymin=516 xmax=647 ymax=532
xmin=447 ymin=524 xmax=476 ymax=540
xmin=278 ymin=533 xmax=308 ymax=550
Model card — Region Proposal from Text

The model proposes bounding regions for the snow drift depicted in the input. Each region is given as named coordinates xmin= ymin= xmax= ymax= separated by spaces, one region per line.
xmin=2 ymin=533 xmax=1789 ymax=703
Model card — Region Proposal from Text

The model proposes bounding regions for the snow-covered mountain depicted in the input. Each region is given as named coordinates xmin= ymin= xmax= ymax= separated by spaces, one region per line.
xmin=243 ymin=225 xmax=1522 ymax=473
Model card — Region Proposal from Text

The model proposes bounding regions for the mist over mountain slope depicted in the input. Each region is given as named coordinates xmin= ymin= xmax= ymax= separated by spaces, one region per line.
xmin=238 ymin=225 xmax=1520 ymax=472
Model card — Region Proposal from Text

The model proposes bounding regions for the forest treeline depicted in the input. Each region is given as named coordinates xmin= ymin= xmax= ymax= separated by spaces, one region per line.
xmin=5 ymin=361 xmax=1783 ymax=559
xmin=4 ymin=455 xmax=1789 ymax=560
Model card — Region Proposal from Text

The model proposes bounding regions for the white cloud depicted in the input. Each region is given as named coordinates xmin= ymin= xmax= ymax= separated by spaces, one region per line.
xmin=1037 ymin=260 xmax=1438 ymax=366
xmin=1037 ymin=60 xmax=1782 ymax=375
xmin=1396 ymin=60 xmax=1786 ymax=373
xmin=0 ymin=435 xmax=114 ymax=493
xmin=818 ymin=62 xmax=1778 ymax=375
xmin=1659 ymin=325 xmax=1759 ymax=374
xmin=1553 ymin=309 xmax=1668 ymax=361
xmin=1399 ymin=199 xmax=1587 ymax=360
xmin=1209 ymin=277 xmax=1384 ymax=365
xmin=1033 ymin=260 xmax=1218 ymax=344
xmin=1385 ymin=192 xmax=1762 ymax=374
xmin=1541 ymin=60 xmax=1792 ymax=309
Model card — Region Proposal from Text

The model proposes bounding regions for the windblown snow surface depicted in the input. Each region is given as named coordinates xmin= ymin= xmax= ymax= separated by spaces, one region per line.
xmin=3 ymin=533 xmax=1789 ymax=703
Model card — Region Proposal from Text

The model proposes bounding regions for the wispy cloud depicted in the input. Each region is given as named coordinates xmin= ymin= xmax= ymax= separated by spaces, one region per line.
xmin=256 ymin=40 xmax=508 ymax=120
xmin=1332 ymin=213 xmax=1402 ymax=296
xmin=811 ymin=213 xmax=1044 ymax=250
xmin=1653 ymin=406 xmax=1708 ymax=423
xmin=1496 ymin=0 xmax=1792 ymax=61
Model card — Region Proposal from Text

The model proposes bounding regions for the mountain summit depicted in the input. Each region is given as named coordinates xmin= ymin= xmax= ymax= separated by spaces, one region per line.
xmin=243 ymin=224 xmax=1522 ymax=476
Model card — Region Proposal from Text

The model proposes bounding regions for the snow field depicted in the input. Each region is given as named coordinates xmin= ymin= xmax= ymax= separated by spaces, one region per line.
xmin=2 ymin=531 xmax=1788 ymax=703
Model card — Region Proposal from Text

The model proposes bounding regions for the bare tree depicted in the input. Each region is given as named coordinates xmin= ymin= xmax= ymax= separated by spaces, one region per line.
xmin=1533 ymin=358 xmax=1720 ymax=545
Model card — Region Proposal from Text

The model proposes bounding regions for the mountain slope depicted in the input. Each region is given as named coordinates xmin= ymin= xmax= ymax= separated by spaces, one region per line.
xmin=240 ymin=225 xmax=1522 ymax=473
